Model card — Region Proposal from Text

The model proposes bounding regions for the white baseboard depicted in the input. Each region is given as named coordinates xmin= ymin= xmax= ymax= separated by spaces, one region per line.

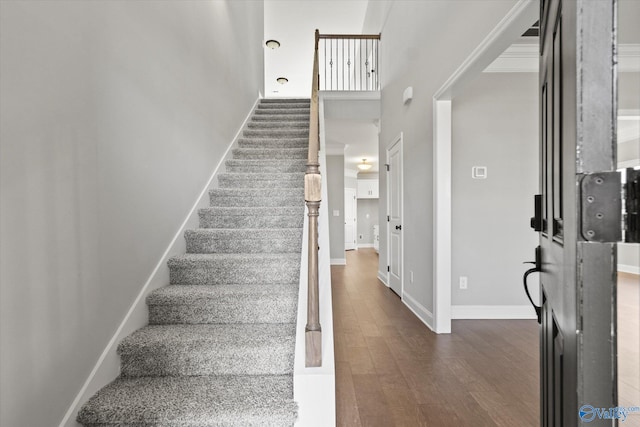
xmin=357 ymin=243 xmax=374 ymax=249
xmin=330 ymin=258 xmax=346 ymax=265
xmin=377 ymin=271 xmax=389 ymax=286
xmin=451 ymin=305 xmax=537 ymax=320
xmin=618 ymin=264 xmax=640 ymax=275
xmin=402 ymin=291 xmax=435 ymax=331
xmin=59 ymin=98 xmax=261 ymax=427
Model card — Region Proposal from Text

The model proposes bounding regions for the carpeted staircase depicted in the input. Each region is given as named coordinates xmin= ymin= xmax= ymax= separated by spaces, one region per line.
xmin=77 ymin=98 xmax=310 ymax=426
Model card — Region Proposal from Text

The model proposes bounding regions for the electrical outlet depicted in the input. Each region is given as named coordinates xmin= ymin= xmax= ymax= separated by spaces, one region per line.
xmin=459 ymin=276 xmax=468 ymax=290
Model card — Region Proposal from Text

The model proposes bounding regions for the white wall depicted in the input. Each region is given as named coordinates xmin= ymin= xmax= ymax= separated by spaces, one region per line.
xmin=451 ymin=72 xmax=539 ymax=306
xmin=0 ymin=1 xmax=264 ymax=426
xmin=326 ymin=156 xmax=345 ymax=261
xmin=367 ymin=0 xmax=519 ymax=315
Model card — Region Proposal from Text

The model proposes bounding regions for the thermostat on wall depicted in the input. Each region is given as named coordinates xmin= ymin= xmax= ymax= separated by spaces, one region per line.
xmin=472 ymin=166 xmax=487 ymax=179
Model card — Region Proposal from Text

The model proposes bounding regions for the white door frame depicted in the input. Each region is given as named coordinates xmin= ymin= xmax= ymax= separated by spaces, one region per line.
xmin=431 ymin=0 xmax=538 ymax=334
xmin=386 ymin=133 xmax=404 ymax=296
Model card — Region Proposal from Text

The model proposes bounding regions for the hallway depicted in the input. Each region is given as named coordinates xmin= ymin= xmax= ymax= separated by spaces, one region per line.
xmin=332 ymin=248 xmax=539 ymax=427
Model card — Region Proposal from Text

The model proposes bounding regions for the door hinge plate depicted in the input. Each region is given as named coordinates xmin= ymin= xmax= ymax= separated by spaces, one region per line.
xmin=625 ymin=168 xmax=640 ymax=243
xmin=580 ymin=172 xmax=621 ymax=242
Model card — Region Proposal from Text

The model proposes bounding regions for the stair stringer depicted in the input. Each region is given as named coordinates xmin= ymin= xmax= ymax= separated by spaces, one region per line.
xmin=60 ymin=97 xmax=261 ymax=427
xmin=293 ymin=94 xmax=336 ymax=427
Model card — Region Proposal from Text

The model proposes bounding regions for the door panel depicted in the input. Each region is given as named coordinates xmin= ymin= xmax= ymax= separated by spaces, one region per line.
xmin=387 ymin=135 xmax=402 ymax=296
xmin=537 ymin=0 xmax=618 ymax=425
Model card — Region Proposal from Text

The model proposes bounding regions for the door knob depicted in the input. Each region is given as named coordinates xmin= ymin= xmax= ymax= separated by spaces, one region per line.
xmin=395 ymin=225 xmax=402 ymax=230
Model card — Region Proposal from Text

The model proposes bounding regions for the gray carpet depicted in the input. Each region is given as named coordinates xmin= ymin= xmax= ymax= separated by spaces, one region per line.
xmin=77 ymin=98 xmax=310 ymax=427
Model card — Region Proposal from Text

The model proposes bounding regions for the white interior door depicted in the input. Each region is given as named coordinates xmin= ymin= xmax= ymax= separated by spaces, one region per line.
xmin=387 ymin=135 xmax=403 ymax=296
xmin=344 ymin=188 xmax=357 ymax=251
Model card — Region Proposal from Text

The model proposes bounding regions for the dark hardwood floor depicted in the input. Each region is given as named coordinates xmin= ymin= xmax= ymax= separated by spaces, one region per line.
xmin=332 ymin=248 xmax=540 ymax=427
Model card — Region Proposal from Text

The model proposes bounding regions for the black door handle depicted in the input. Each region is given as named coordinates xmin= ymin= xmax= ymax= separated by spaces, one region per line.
xmin=395 ymin=225 xmax=402 ymax=230
xmin=523 ymin=245 xmax=542 ymax=324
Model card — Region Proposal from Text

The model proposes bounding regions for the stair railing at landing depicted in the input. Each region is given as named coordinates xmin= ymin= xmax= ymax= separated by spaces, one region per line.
xmin=303 ymin=30 xmax=381 ymax=369
xmin=318 ymin=32 xmax=381 ymax=91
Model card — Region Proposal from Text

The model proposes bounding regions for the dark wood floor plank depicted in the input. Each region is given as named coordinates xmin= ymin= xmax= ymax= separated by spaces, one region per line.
xmin=333 ymin=249 xmax=541 ymax=427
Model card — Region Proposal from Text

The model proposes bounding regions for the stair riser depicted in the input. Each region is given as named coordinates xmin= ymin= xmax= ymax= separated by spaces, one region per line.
xmin=199 ymin=214 xmax=303 ymax=229
xmin=225 ymin=163 xmax=307 ymax=173
xmin=169 ymin=262 xmax=300 ymax=286
xmin=148 ymin=297 xmax=297 ymax=324
xmin=209 ymin=195 xmax=303 ymax=207
xmin=243 ymin=129 xmax=309 ymax=138
xmin=119 ymin=340 xmax=294 ymax=377
xmin=252 ymin=114 xmax=309 ymax=122
xmin=254 ymin=108 xmax=310 ymax=115
xmin=232 ymin=149 xmax=307 ymax=159
xmin=248 ymin=122 xmax=309 ymax=129
xmin=257 ymin=103 xmax=310 ymax=110
xmin=218 ymin=178 xmax=303 ymax=189
xmin=186 ymin=236 xmax=301 ymax=254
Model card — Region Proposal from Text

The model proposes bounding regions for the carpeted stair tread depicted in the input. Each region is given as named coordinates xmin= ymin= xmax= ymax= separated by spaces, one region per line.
xmin=168 ymin=253 xmax=300 ymax=286
xmin=118 ymin=324 xmax=295 ymax=377
xmin=209 ymin=188 xmax=303 ymax=207
xmin=225 ymin=159 xmax=307 ymax=173
xmin=76 ymin=375 xmax=297 ymax=426
xmin=198 ymin=207 xmax=304 ymax=229
xmin=147 ymin=284 xmax=298 ymax=324
xmin=185 ymin=228 xmax=302 ymax=254
xmin=232 ymin=147 xmax=307 ymax=159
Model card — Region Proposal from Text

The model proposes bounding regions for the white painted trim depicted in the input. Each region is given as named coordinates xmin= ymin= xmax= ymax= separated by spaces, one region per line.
xmin=59 ymin=98 xmax=261 ymax=427
xmin=402 ymin=291 xmax=435 ymax=331
xmin=618 ymin=264 xmax=640 ymax=275
xmin=378 ymin=271 xmax=389 ymax=286
xmin=433 ymin=0 xmax=539 ymax=100
xmin=431 ymin=0 xmax=538 ymax=336
xmin=433 ymin=100 xmax=452 ymax=335
xmin=331 ymin=258 xmax=347 ymax=265
xmin=357 ymin=243 xmax=375 ymax=249
xmin=451 ymin=305 xmax=537 ymax=320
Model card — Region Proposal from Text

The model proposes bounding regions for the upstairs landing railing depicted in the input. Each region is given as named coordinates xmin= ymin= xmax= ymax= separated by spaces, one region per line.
xmin=318 ymin=33 xmax=381 ymax=91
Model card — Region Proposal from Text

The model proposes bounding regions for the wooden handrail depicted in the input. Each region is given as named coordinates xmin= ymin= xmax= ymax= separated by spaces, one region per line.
xmin=304 ymin=29 xmax=322 ymax=367
xmin=318 ymin=33 xmax=381 ymax=40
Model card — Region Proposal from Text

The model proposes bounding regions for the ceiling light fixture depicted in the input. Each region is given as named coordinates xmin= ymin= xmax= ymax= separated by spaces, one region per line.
xmin=357 ymin=159 xmax=373 ymax=171
xmin=266 ymin=39 xmax=281 ymax=49
xmin=276 ymin=77 xmax=289 ymax=84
